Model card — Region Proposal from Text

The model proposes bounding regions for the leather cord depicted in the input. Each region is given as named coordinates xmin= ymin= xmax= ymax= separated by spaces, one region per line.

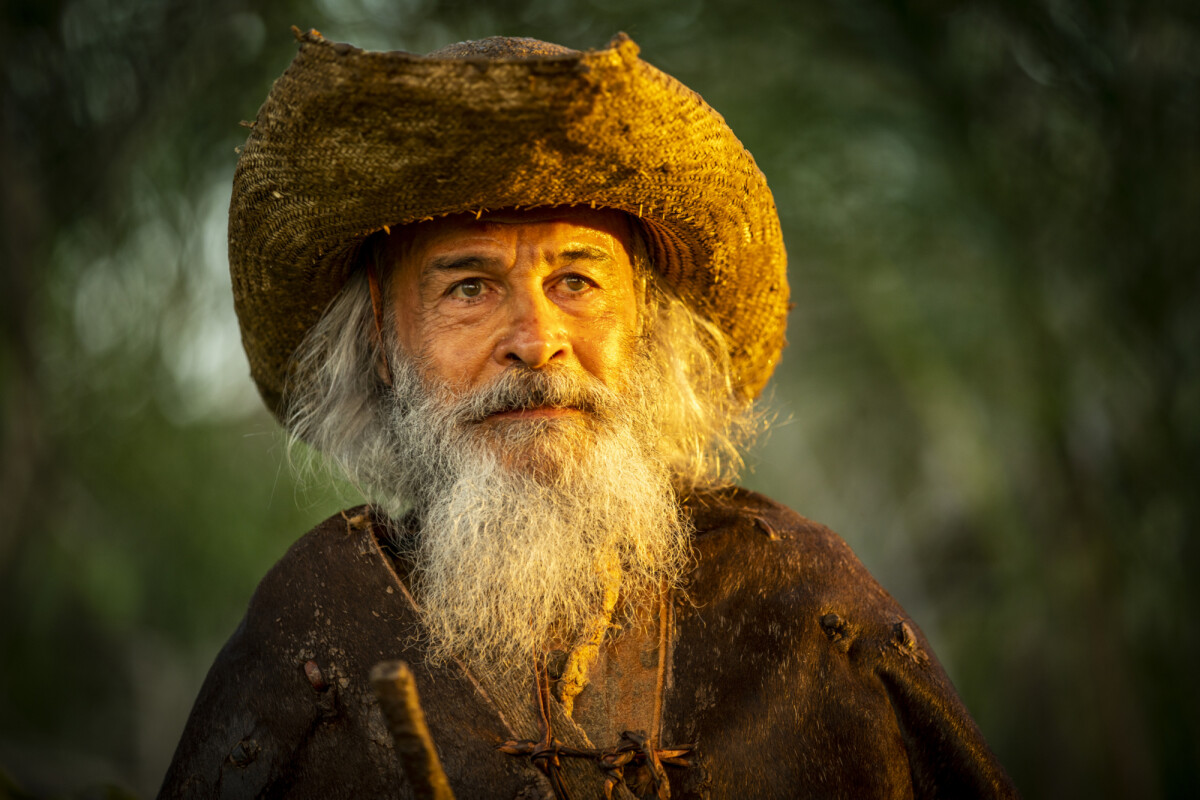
xmin=499 ymin=589 xmax=693 ymax=800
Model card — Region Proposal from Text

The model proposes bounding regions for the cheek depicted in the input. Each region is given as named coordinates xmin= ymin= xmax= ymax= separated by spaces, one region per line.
xmin=409 ymin=313 xmax=505 ymax=392
xmin=576 ymin=305 xmax=641 ymax=384
xmin=414 ymin=317 xmax=476 ymax=365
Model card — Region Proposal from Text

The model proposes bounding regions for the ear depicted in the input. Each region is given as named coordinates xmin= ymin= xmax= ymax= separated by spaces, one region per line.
xmin=366 ymin=261 xmax=395 ymax=386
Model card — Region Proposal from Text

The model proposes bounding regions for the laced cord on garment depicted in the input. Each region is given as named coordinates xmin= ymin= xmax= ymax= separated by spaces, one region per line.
xmin=497 ymin=656 xmax=693 ymax=800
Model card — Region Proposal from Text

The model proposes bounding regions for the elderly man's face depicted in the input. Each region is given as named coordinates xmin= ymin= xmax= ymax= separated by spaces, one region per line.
xmin=380 ymin=207 xmax=641 ymax=417
xmin=369 ymin=210 xmax=686 ymax=672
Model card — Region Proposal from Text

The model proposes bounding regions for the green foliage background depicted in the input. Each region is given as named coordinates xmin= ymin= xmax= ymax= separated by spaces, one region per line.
xmin=2 ymin=0 xmax=1197 ymax=797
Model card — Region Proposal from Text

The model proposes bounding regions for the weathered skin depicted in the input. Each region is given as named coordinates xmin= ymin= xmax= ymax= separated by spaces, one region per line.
xmin=159 ymin=488 xmax=1018 ymax=799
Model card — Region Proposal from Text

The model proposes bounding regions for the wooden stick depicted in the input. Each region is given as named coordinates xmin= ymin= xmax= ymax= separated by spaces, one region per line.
xmin=371 ymin=660 xmax=455 ymax=800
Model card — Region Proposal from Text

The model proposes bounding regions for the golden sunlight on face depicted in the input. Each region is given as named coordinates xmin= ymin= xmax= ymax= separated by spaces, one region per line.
xmin=381 ymin=207 xmax=641 ymax=422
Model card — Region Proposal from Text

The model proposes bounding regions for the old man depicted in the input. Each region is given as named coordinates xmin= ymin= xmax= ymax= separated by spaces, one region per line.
xmin=160 ymin=31 xmax=1017 ymax=799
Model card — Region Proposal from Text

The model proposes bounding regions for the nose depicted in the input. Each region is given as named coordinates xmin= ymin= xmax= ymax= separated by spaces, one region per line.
xmin=495 ymin=285 xmax=569 ymax=369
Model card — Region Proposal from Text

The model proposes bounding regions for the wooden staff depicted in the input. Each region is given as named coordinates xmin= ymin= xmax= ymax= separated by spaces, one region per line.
xmin=371 ymin=660 xmax=456 ymax=800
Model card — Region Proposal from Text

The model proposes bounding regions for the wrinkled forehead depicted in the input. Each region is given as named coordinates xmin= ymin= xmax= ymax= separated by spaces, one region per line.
xmin=377 ymin=206 xmax=643 ymax=273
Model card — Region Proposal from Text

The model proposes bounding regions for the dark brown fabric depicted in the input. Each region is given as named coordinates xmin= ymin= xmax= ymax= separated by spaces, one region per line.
xmin=159 ymin=489 xmax=1018 ymax=799
xmin=228 ymin=32 xmax=789 ymax=416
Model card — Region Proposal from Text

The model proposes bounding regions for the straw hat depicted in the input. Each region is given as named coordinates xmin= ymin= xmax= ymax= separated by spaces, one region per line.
xmin=230 ymin=29 xmax=789 ymax=415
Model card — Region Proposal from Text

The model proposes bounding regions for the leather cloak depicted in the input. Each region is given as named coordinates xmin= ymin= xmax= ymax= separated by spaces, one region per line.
xmin=159 ymin=487 xmax=1017 ymax=799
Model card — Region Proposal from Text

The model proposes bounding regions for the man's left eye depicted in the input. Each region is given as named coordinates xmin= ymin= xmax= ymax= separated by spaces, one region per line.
xmin=562 ymin=275 xmax=590 ymax=293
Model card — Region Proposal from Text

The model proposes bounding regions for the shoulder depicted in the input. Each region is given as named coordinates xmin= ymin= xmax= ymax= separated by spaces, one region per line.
xmin=678 ymin=485 xmax=939 ymax=695
xmin=683 ymin=485 xmax=900 ymax=619
xmin=247 ymin=507 xmax=385 ymax=622
xmin=266 ymin=506 xmax=382 ymax=579
xmin=159 ymin=507 xmax=406 ymax=799
xmin=215 ymin=507 xmax=395 ymax=676
xmin=671 ymin=487 xmax=1019 ymax=799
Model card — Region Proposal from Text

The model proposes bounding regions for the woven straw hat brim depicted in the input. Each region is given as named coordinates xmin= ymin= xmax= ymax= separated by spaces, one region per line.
xmin=230 ymin=31 xmax=789 ymax=415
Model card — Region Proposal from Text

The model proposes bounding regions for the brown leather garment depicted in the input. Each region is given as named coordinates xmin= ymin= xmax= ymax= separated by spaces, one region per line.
xmin=159 ymin=488 xmax=1018 ymax=799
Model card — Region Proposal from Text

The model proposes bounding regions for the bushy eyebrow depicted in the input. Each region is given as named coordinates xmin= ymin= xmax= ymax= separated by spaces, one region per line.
xmin=423 ymin=245 xmax=614 ymax=277
xmin=557 ymin=245 xmax=613 ymax=266
xmin=423 ymin=255 xmax=494 ymax=276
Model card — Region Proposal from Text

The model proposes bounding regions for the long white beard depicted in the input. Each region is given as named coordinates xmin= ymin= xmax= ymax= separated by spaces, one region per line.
xmin=381 ymin=358 xmax=690 ymax=677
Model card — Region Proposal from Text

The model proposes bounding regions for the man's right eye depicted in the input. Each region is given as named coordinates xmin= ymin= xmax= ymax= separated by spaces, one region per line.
xmin=450 ymin=279 xmax=484 ymax=299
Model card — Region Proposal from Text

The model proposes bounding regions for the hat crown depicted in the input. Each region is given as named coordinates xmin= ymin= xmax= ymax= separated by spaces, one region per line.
xmin=429 ymin=36 xmax=577 ymax=59
xmin=230 ymin=33 xmax=788 ymax=415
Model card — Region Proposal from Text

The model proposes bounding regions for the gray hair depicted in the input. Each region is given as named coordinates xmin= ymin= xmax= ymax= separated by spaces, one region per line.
xmin=285 ymin=241 xmax=760 ymax=500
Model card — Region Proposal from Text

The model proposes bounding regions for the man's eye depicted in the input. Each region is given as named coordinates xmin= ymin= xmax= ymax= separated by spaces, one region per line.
xmin=562 ymin=275 xmax=590 ymax=293
xmin=451 ymin=279 xmax=484 ymax=299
